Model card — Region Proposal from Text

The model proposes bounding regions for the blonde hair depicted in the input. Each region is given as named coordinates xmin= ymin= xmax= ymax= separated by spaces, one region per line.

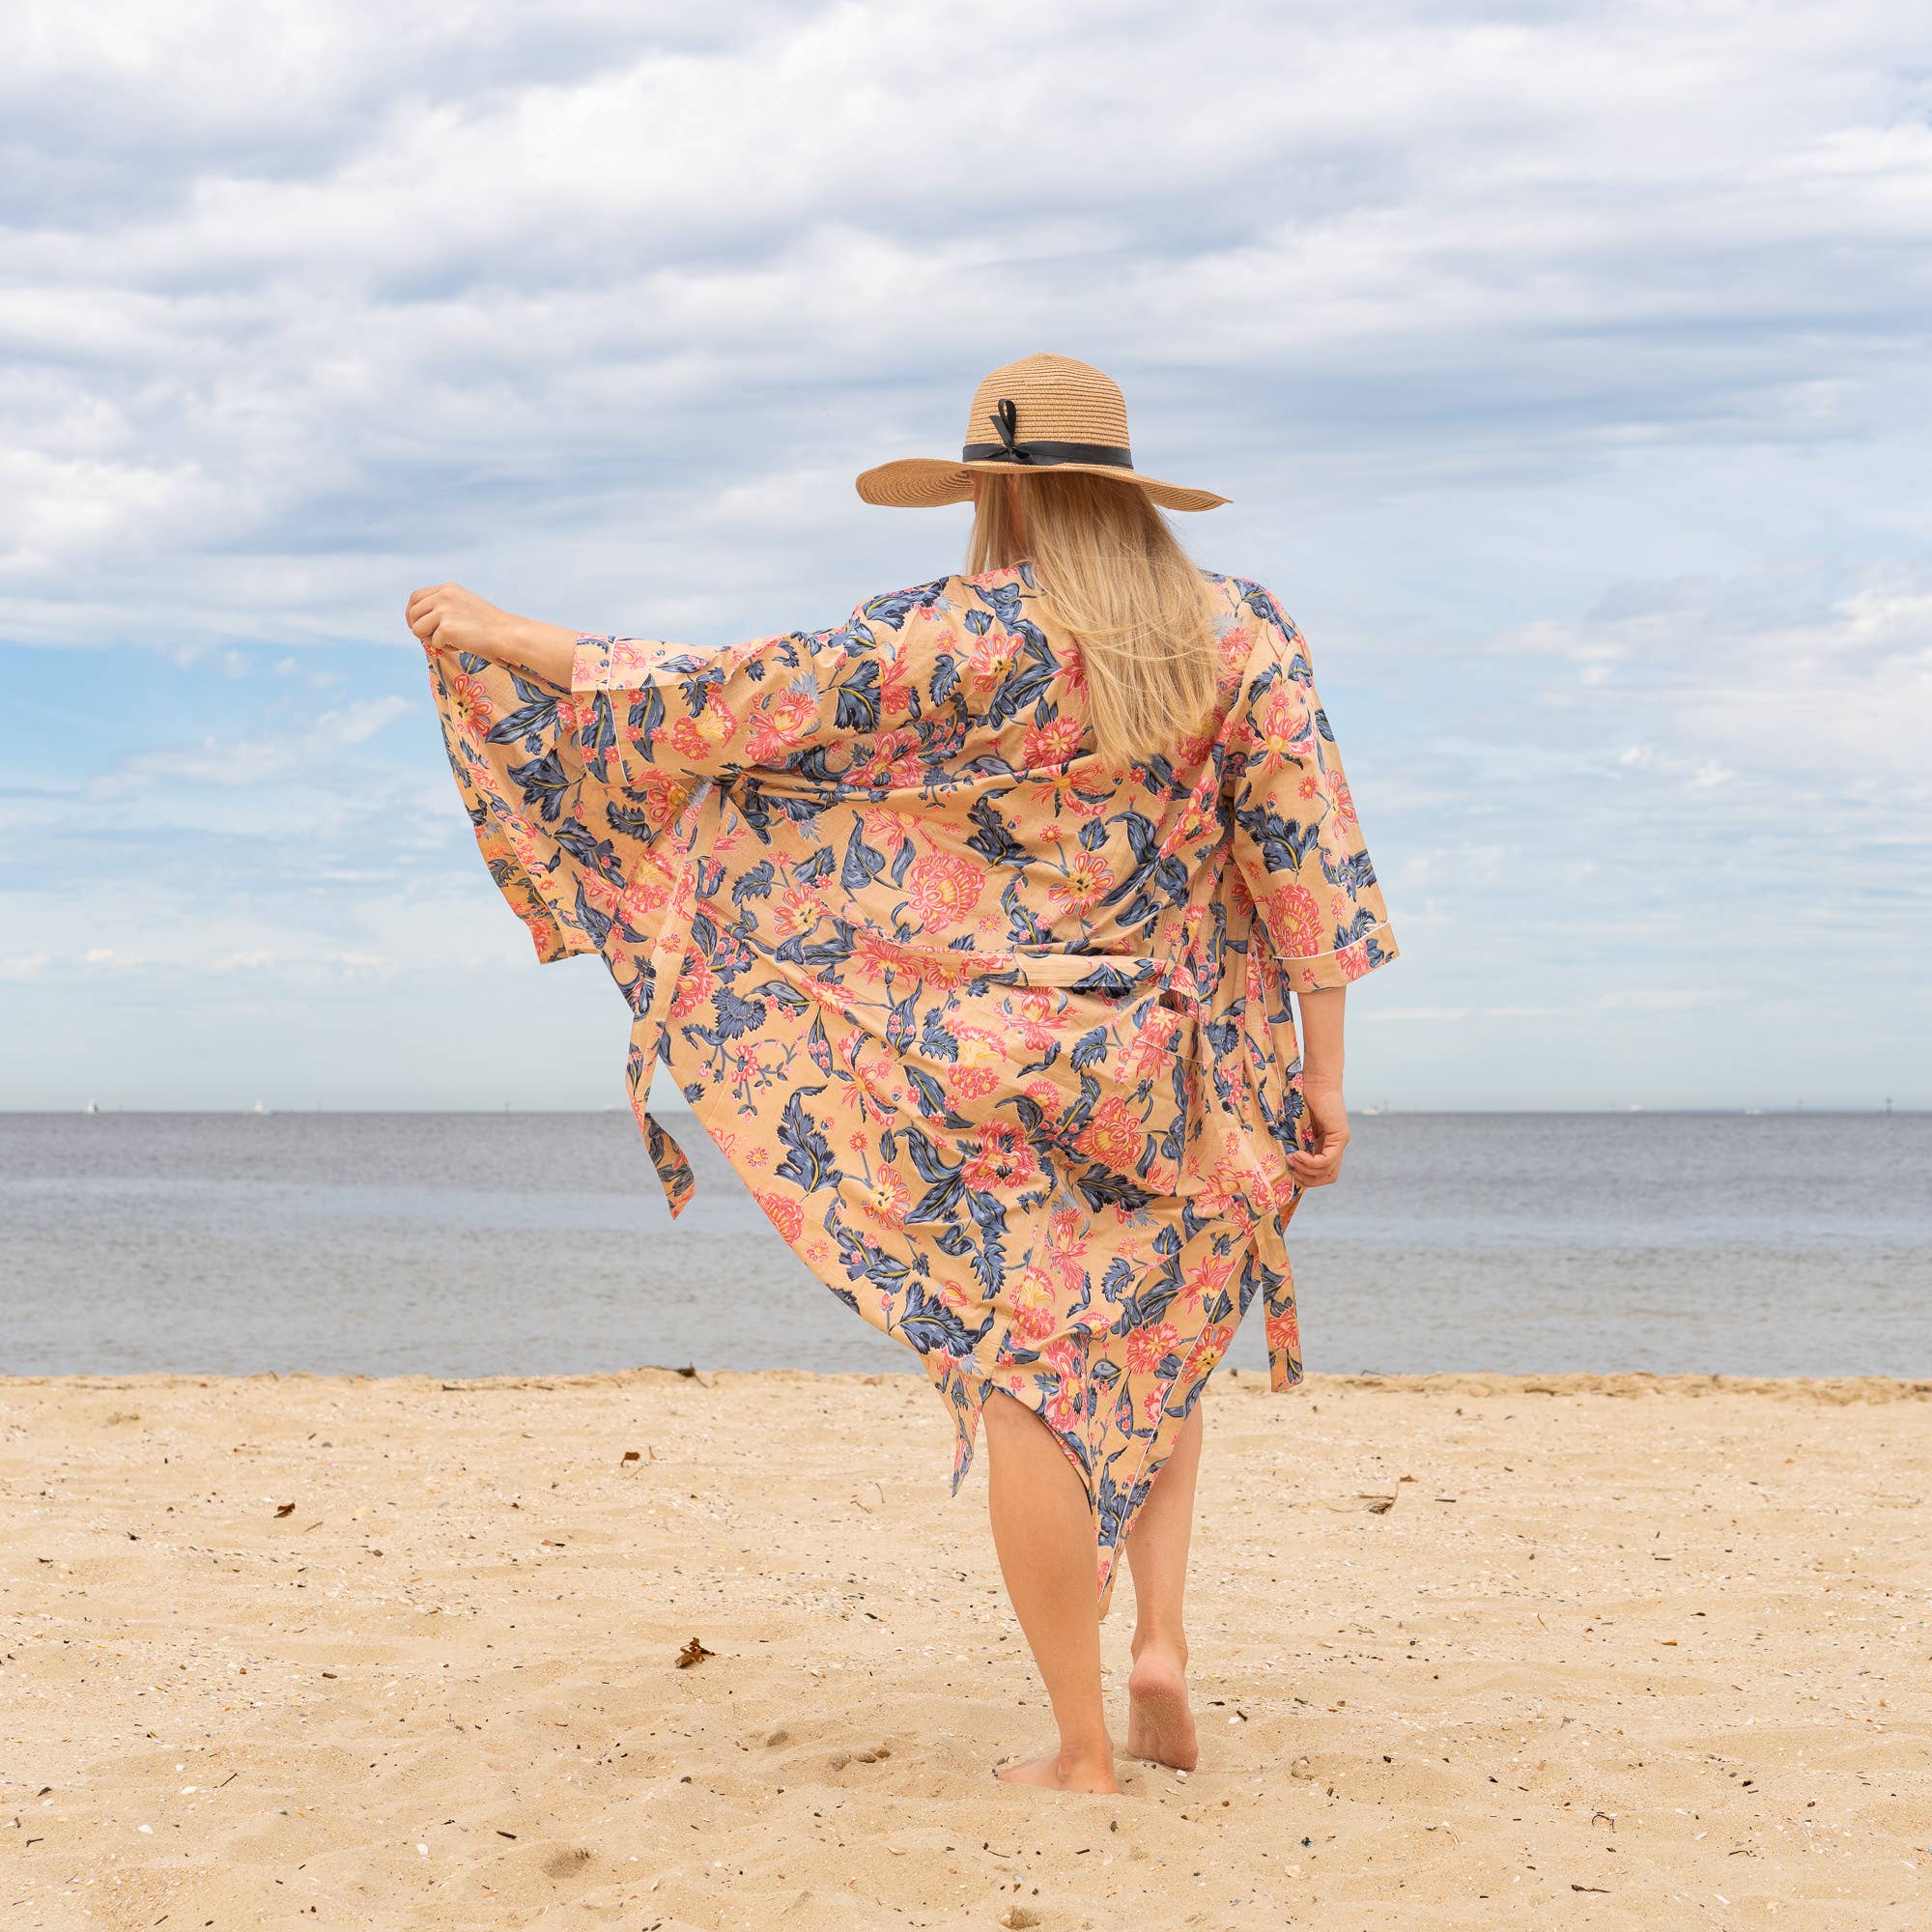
xmin=966 ymin=469 xmax=1220 ymax=766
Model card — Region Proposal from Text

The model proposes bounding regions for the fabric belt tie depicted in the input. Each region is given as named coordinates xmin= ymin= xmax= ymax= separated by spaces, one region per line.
xmin=626 ymin=925 xmax=1299 ymax=1388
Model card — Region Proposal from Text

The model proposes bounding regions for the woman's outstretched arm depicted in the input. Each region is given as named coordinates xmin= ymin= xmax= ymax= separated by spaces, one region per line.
xmin=405 ymin=582 xmax=579 ymax=685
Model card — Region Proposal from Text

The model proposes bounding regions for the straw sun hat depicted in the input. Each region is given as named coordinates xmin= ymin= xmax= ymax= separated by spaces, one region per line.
xmin=854 ymin=352 xmax=1228 ymax=514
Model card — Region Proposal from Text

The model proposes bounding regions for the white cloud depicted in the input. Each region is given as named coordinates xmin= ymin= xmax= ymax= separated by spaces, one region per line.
xmin=92 ymin=696 xmax=413 ymax=792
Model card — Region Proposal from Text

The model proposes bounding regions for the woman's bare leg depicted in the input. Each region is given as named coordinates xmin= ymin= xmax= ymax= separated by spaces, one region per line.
xmin=1122 ymin=1399 xmax=1204 ymax=1769
xmin=980 ymin=1389 xmax=1119 ymax=1793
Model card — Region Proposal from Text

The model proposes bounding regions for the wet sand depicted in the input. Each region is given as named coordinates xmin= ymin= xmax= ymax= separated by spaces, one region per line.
xmin=3 ymin=1369 xmax=1927 ymax=1929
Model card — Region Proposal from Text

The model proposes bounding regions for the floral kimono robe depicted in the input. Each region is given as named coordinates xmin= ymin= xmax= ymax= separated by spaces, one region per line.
xmin=424 ymin=564 xmax=1397 ymax=1597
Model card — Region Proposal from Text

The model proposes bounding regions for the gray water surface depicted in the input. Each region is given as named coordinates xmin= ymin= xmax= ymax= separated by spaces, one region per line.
xmin=2 ymin=1110 xmax=1925 ymax=1379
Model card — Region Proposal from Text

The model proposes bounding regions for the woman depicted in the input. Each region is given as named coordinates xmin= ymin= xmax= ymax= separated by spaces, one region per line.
xmin=407 ymin=352 xmax=1398 ymax=1794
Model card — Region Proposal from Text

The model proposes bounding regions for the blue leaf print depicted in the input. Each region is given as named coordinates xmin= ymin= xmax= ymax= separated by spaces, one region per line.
xmin=1069 ymin=1027 xmax=1109 ymax=1072
xmin=731 ymin=861 xmax=776 ymax=904
xmin=894 ymin=1282 xmax=973 ymax=1356
xmin=774 ymin=1090 xmax=838 ymax=1193
xmin=506 ymin=751 xmax=571 ymax=822
xmin=840 ymin=817 xmax=887 ymax=891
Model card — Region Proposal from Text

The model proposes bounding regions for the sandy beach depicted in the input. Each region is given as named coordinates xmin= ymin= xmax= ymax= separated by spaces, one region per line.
xmin=3 ymin=1369 xmax=1926 ymax=1931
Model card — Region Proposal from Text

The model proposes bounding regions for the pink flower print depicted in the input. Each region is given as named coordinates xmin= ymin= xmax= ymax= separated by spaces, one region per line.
xmin=860 ymin=807 xmax=909 ymax=854
xmin=1023 ymin=1079 xmax=1064 ymax=1120
xmin=967 ymin=632 xmax=1022 ymax=687
xmin=858 ymin=1167 xmax=911 ymax=1227
xmin=1046 ymin=852 xmax=1115 ymax=922
xmin=947 ymin=1065 xmax=999 ymax=1101
xmin=446 ymin=667 xmax=496 ymax=739
xmin=666 ymin=948 xmax=716 ymax=1020
xmin=668 ymin=701 xmax=737 ymax=767
xmin=961 ymin=1122 xmax=1039 ymax=1195
xmin=1251 ymin=693 xmax=1314 ymax=770
xmin=1126 ymin=1321 xmax=1180 ymax=1375
xmin=1263 ymin=882 xmax=1325 ymax=959
xmin=1022 ymin=716 xmax=1086 ymax=769
xmin=1327 ymin=774 xmax=1358 ymax=832
xmin=1009 ymin=1268 xmax=1060 ymax=1344
xmin=768 ymin=886 xmax=823 ymax=943
xmin=1044 ymin=1386 xmax=1083 ymax=1434
xmin=754 ymin=1190 xmax=804 ymax=1243
xmin=751 ymin=683 xmax=821 ymax=753
xmin=904 ymin=850 xmax=983 ymax=932
xmin=1076 ymin=1094 xmax=1143 ymax=1172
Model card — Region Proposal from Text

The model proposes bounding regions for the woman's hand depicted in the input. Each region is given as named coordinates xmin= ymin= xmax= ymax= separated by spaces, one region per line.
xmin=1289 ymin=1078 xmax=1350 ymax=1188
xmin=405 ymin=582 xmax=517 ymax=660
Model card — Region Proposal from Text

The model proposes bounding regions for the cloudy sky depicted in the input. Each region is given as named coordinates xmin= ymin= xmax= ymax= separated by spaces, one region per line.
xmin=4 ymin=0 xmax=1928 ymax=1113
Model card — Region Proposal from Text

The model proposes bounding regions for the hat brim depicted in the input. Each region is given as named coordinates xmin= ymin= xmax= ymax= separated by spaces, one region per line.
xmin=855 ymin=457 xmax=1228 ymax=514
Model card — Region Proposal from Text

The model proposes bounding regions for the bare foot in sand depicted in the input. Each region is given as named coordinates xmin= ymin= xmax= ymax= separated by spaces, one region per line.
xmin=995 ymin=1747 xmax=1121 ymax=1794
xmin=1125 ymin=1645 xmax=1197 ymax=1770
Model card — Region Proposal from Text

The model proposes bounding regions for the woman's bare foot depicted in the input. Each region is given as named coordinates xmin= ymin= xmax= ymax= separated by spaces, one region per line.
xmin=1125 ymin=1644 xmax=1198 ymax=1770
xmin=995 ymin=1747 xmax=1121 ymax=1794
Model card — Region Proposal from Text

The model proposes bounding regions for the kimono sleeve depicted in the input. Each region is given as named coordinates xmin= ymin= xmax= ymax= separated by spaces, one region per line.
xmin=567 ymin=616 xmax=861 ymax=797
xmin=1223 ymin=601 xmax=1400 ymax=990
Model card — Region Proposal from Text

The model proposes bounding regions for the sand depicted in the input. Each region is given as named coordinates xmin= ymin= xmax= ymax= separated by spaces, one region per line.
xmin=2 ymin=1368 xmax=1927 ymax=1931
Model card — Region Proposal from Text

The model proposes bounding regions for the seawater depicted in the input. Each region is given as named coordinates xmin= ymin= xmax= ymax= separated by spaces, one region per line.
xmin=1 ymin=1110 xmax=1925 ymax=1379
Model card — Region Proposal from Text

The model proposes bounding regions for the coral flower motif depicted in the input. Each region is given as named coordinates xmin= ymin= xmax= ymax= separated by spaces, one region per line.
xmin=1126 ymin=1321 xmax=1180 ymax=1376
xmin=851 ymin=726 xmax=922 ymax=788
xmin=578 ymin=871 xmax=622 ymax=915
xmin=1182 ymin=1322 xmax=1234 ymax=1377
xmin=948 ymin=1065 xmax=1000 ymax=1101
xmin=1045 ymin=852 xmax=1115 ymax=922
xmin=768 ymin=886 xmax=823 ymax=942
xmin=666 ymin=948 xmax=716 ymax=1021
xmin=1327 ymin=775 xmax=1358 ymax=832
xmin=1022 ymin=716 xmax=1086 ymax=770
xmin=1337 ymin=939 xmax=1373 ymax=981
xmin=1179 ymin=1252 xmax=1237 ymax=1317
xmin=1251 ymin=693 xmax=1315 ymax=770
xmin=961 ymin=1122 xmax=1040 ymax=1196
xmin=1262 ymin=882 xmax=1325 ymax=959
xmin=857 ymin=1167 xmax=911 ymax=1227
xmin=860 ymin=807 xmax=909 ymax=856
xmin=1010 ymin=1269 xmax=1060 ymax=1344
xmin=967 ymin=633 xmax=1022 ymax=687
xmin=755 ymin=1189 xmax=805 ymax=1243
xmin=1045 ymin=1386 xmax=1084 ymax=1434
xmin=1077 ymin=1095 xmax=1144 ymax=1173
xmin=447 ymin=668 xmax=496 ymax=738
xmin=754 ymin=684 xmax=821 ymax=748
xmin=616 ymin=873 xmax=672 ymax=925
xmin=1022 ymin=1080 xmax=1065 ymax=1122
xmin=668 ymin=702 xmax=737 ymax=767
xmin=904 ymin=850 xmax=984 ymax=932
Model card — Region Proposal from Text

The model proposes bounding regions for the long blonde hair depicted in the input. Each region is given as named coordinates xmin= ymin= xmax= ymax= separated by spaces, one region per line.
xmin=966 ymin=469 xmax=1220 ymax=766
